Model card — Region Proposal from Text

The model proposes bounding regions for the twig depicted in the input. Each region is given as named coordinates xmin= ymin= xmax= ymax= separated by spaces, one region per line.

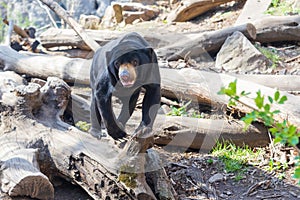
xmin=244 ymin=180 xmax=271 ymax=196
xmin=35 ymin=0 xmax=58 ymax=28
xmin=285 ymin=54 xmax=300 ymax=63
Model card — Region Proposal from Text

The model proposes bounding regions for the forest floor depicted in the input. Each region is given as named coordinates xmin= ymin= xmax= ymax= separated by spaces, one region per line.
xmin=4 ymin=0 xmax=300 ymax=199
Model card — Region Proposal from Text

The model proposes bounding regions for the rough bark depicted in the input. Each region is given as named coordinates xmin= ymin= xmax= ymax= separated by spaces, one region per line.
xmin=69 ymin=94 xmax=270 ymax=151
xmin=39 ymin=23 xmax=256 ymax=60
xmin=167 ymin=0 xmax=235 ymax=22
xmin=39 ymin=28 xmax=191 ymax=52
xmin=0 ymin=72 xmax=175 ymax=200
xmin=254 ymin=16 xmax=300 ymax=43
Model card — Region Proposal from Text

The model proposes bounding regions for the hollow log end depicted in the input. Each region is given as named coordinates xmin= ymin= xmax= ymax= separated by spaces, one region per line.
xmin=9 ymin=175 xmax=54 ymax=200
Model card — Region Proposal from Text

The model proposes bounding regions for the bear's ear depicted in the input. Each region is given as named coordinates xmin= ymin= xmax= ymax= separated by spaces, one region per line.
xmin=145 ymin=47 xmax=158 ymax=64
xmin=106 ymin=50 xmax=113 ymax=66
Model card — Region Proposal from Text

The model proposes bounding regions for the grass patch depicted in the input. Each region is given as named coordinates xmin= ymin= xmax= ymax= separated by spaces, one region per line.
xmin=255 ymin=45 xmax=281 ymax=68
xmin=211 ymin=142 xmax=261 ymax=173
xmin=266 ymin=0 xmax=300 ymax=15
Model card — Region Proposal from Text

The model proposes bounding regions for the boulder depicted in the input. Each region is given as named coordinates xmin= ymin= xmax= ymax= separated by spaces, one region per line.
xmin=215 ymin=31 xmax=270 ymax=74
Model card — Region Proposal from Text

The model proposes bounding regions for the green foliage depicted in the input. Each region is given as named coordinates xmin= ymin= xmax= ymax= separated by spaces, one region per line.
xmin=255 ymin=45 xmax=281 ymax=68
xmin=218 ymin=80 xmax=300 ymax=183
xmin=119 ymin=165 xmax=138 ymax=188
xmin=212 ymin=142 xmax=261 ymax=174
xmin=167 ymin=101 xmax=191 ymax=117
xmin=75 ymin=121 xmax=91 ymax=132
xmin=266 ymin=0 xmax=300 ymax=15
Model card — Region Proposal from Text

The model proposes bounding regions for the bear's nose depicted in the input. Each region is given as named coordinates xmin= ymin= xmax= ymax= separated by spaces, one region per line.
xmin=120 ymin=70 xmax=130 ymax=80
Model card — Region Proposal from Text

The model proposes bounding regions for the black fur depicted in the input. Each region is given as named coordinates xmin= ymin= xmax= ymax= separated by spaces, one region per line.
xmin=90 ymin=32 xmax=161 ymax=140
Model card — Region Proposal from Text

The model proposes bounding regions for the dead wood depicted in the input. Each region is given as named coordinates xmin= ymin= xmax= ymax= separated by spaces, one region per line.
xmin=254 ymin=16 xmax=300 ymax=43
xmin=156 ymin=23 xmax=256 ymax=61
xmin=69 ymin=93 xmax=270 ymax=151
xmin=39 ymin=28 xmax=185 ymax=51
xmin=38 ymin=0 xmax=99 ymax=52
xmin=167 ymin=0 xmax=235 ymax=22
xmin=2 ymin=45 xmax=300 ymax=92
xmin=0 ymin=72 xmax=176 ymax=200
xmin=0 ymin=45 xmax=91 ymax=85
xmin=3 ymin=18 xmax=30 ymax=39
xmin=39 ymin=24 xmax=256 ymax=60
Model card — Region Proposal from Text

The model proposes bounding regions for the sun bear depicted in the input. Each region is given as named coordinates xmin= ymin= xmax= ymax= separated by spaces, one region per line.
xmin=90 ymin=32 xmax=161 ymax=140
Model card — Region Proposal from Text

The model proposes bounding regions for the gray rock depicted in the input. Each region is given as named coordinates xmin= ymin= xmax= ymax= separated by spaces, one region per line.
xmin=208 ymin=173 xmax=224 ymax=183
xmin=216 ymin=31 xmax=270 ymax=74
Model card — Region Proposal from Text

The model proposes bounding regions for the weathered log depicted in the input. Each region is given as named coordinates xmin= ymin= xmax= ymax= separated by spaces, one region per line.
xmin=156 ymin=23 xmax=256 ymax=60
xmin=38 ymin=0 xmax=99 ymax=52
xmin=69 ymin=93 xmax=270 ymax=151
xmin=254 ymin=16 xmax=300 ymax=43
xmin=39 ymin=23 xmax=256 ymax=60
xmin=0 ymin=45 xmax=91 ymax=85
xmin=1 ymin=47 xmax=300 ymax=130
xmin=0 ymin=72 xmax=176 ymax=199
xmin=39 ymin=28 xmax=184 ymax=51
xmin=235 ymin=0 xmax=272 ymax=25
xmin=2 ymin=45 xmax=300 ymax=92
xmin=167 ymin=0 xmax=235 ymax=22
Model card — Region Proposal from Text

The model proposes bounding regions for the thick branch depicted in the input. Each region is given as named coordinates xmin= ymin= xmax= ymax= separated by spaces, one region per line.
xmin=38 ymin=0 xmax=100 ymax=52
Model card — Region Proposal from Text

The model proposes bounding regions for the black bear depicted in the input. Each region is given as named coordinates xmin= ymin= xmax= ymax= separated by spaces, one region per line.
xmin=90 ymin=32 xmax=161 ymax=140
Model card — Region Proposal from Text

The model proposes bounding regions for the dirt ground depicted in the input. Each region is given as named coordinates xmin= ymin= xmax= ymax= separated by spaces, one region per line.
xmin=3 ymin=0 xmax=300 ymax=199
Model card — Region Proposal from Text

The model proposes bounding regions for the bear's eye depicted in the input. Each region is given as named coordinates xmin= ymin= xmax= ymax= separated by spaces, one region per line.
xmin=132 ymin=59 xmax=138 ymax=66
xmin=114 ymin=61 xmax=120 ymax=68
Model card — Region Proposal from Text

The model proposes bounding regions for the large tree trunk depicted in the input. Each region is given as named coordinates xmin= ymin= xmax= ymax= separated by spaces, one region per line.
xmin=0 ymin=72 xmax=176 ymax=200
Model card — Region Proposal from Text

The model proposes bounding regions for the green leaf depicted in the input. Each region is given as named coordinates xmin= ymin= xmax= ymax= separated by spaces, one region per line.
xmin=293 ymin=167 xmax=300 ymax=179
xmin=274 ymin=91 xmax=280 ymax=101
xmin=278 ymin=95 xmax=287 ymax=104
xmin=274 ymin=136 xmax=282 ymax=144
xmin=264 ymin=104 xmax=271 ymax=112
xmin=268 ymin=96 xmax=273 ymax=104
xmin=272 ymin=110 xmax=281 ymax=114
xmin=288 ymin=136 xmax=299 ymax=146
xmin=255 ymin=91 xmax=264 ymax=109
xmin=288 ymin=125 xmax=297 ymax=135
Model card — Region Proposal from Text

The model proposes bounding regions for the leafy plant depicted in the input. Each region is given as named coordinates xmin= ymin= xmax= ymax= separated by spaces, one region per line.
xmin=167 ymin=101 xmax=191 ymax=117
xmin=218 ymin=80 xmax=300 ymax=183
xmin=266 ymin=0 xmax=300 ymax=15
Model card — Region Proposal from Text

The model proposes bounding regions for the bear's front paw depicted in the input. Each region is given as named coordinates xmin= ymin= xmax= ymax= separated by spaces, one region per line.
xmin=89 ymin=128 xmax=107 ymax=140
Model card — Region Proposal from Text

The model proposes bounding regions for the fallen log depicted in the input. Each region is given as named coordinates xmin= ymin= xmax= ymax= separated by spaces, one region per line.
xmin=254 ymin=16 xmax=300 ymax=43
xmin=69 ymin=93 xmax=270 ymax=150
xmin=0 ymin=72 xmax=176 ymax=199
xmin=166 ymin=0 xmax=235 ymax=22
xmin=1 ymin=46 xmax=299 ymax=129
xmin=235 ymin=0 xmax=272 ymax=25
xmin=156 ymin=23 xmax=256 ymax=60
xmin=39 ymin=23 xmax=256 ymax=60
xmin=39 ymin=27 xmax=189 ymax=51
xmin=2 ymin=45 xmax=300 ymax=92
